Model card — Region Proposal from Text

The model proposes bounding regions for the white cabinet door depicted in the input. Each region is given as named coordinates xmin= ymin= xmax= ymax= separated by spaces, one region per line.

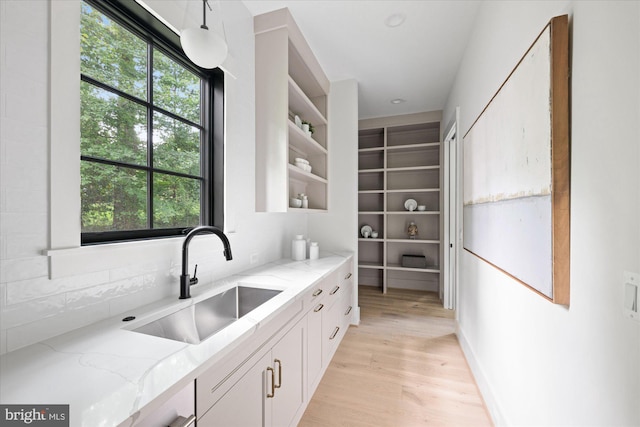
xmin=321 ymin=295 xmax=342 ymax=363
xmin=200 ymin=319 xmax=305 ymax=427
xmin=321 ymin=265 xmax=354 ymax=364
xmin=268 ymin=319 xmax=305 ymax=427
xmin=198 ymin=353 xmax=270 ymax=427
xmin=306 ymin=300 xmax=324 ymax=396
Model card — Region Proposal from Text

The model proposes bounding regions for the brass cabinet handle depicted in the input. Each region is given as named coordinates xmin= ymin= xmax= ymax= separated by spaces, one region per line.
xmin=330 ymin=286 xmax=340 ymax=295
xmin=345 ymin=272 xmax=352 ymax=280
xmin=314 ymin=303 xmax=324 ymax=312
xmin=266 ymin=366 xmax=275 ymax=398
xmin=274 ymin=358 xmax=282 ymax=389
xmin=312 ymin=288 xmax=323 ymax=297
xmin=344 ymin=306 xmax=352 ymax=315
xmin=329 ymin=327 xmax=339 ymax=340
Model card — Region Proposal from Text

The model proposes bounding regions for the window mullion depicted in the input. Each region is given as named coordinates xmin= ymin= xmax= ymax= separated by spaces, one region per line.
xmin=147 ymin=41 xmax=154 ymax=230
xmin=200 ymin=79 xmax=207 ymax=225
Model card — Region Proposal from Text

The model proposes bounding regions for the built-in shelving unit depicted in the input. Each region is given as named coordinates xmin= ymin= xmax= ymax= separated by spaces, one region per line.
xmin=358 ymin=112 xmax=442 ymax=293
xmin=255 ymin=9 xmax=330 ymax=212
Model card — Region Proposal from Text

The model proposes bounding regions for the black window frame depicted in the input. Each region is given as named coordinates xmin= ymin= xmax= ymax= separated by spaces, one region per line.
xmin=80 ymin=0 xmax=224 ymax=245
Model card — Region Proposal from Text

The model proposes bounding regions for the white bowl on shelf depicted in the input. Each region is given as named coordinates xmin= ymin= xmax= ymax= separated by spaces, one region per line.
xmin=295 ymin=161 xmax=312 ymax=174
xmin=290 ymin=198 xmax=302 ymax=208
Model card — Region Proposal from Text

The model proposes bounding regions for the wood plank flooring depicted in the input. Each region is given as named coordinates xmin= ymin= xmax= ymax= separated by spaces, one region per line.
xmin=298 ymin=286 xmax=492 ymax=427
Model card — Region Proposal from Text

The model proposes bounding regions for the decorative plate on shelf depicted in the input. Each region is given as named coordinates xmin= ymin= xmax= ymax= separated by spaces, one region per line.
xmin=404 ymin=199 xmax=418 ymax=211
xmin=360 ymin=225 xmax=372 ymax=238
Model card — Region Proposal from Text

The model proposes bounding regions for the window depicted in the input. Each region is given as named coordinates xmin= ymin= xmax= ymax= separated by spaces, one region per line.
xmin=79 ymin=0 xmax=223 ymax=245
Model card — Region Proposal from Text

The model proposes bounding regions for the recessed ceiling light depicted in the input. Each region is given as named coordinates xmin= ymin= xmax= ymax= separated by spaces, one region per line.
xmin=391 ymin=98 xmax=406 ymax=104
xmin=385 ymin=13 xmax=406 ymax=28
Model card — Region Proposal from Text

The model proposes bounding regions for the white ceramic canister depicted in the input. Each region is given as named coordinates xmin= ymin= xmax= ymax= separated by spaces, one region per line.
xmin=309 ymin=242 xmax=319 ymax=260
xmin=292 ymin=235 xmax=306 ymax=261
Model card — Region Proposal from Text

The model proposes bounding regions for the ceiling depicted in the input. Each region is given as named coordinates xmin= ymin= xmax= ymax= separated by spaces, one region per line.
xmin=242 ymin=0 xmax=482 ymax=120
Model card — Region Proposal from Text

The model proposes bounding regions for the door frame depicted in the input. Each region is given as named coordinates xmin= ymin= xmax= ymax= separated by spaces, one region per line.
xmin=442 ymin=107 xmax=461 ymax=310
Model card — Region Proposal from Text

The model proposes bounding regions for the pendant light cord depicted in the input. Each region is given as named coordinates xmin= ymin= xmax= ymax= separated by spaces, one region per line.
xmin=201 ymin=0 xmax=212 ymax=30
xmin=200 ymin=0 xmax=227 ymax=46
xmin=199 ymin=0 xmax=227 ymax=44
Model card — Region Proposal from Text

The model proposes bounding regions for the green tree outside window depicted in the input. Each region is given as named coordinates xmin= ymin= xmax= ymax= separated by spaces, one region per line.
xmin=80 ymin=2 xmax=207 ymax=238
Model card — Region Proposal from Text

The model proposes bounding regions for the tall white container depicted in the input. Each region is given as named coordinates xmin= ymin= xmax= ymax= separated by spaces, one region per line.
xmin=292 ymin=235 xmax=306 ymax=261
xmin=309 ymin=242 xmax=319 ymax=260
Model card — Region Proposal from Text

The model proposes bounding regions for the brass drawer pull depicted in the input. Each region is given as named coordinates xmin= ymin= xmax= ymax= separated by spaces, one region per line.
xmin=344 ymin=306 xmax=352 ymax=315
xmin=330 ymin=286 xmax=340 ymax=295
xmin=312 ymin=288 xmax=323 ymax=297
xmin=274 ymin=359 xmax=282 ymax=389
xmin=329 ymin=327 xmax=339 ymax=340
xmin=266 ymin=366 xmax=275 ymax=398
xmin=314 ymin=303 xmax=324 ymax=312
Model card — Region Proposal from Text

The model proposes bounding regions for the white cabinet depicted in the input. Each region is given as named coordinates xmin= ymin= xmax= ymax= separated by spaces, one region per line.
xmin=197 ymin=354 xmax=267 ymax=427
xmin=268 ymin=319 xmax=305 ymax=427
xmin=254 ymin=8 xmax=330 ymax=212
xmin=306 ymin=300 xmax=324 ymax=393
xmin=307 ymin=260 xmax=354 ymax=397
xmin=358 ymin=112 xmax=443 ymax=293
xmin=196 ymin=257 xmax=354 ymax=426
xmin=198 ymin=319 xmax=305 ymax=427
xmin=321 ymin=263 xmax=354 ymax=363
xmin=125 ymin=381 xmax=195 ymax=427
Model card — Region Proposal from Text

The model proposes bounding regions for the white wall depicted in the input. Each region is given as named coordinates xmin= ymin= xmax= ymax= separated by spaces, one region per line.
xmin=0 ymin=0 xmax=308 ymax=355
xmin=443 ymin=1 xmax=640 ymax=425
xmin=308 ymin=78 xmax=359 ymax=318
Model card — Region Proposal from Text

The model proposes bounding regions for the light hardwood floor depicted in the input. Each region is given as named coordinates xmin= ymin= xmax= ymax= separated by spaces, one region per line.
xmin=298 ymin=286 xmax=492 ymax=427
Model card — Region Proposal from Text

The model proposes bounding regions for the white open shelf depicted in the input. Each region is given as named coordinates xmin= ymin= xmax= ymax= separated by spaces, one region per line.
xmin=357 ymin=114 xmax=443 ymax=293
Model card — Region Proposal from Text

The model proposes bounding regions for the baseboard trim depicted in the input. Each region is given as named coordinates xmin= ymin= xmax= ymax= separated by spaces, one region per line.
xmin=351 ymin=306 xmax=361 ymax=325
xmin=456 ymin=323 xmax=508 ymax=426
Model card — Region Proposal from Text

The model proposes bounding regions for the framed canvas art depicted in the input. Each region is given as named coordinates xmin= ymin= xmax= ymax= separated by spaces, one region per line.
xmin=463 ymin=15 xmax=570 ymax=304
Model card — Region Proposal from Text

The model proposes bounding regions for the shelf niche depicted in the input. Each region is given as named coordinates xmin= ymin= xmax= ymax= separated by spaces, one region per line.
xmin=255 ymin=8 xmax=330 ymax=213
xmin=357 ymin=112 xmax=443 ymax=294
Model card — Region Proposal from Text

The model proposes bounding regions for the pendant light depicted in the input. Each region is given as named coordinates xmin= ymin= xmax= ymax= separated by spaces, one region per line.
xmin=180 ymin=0 xmax=228 ymax=69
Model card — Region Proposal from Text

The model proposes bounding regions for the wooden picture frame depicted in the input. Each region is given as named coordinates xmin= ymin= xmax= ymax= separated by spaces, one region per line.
xmin=462 ymin=15 xmax=570 ymax=305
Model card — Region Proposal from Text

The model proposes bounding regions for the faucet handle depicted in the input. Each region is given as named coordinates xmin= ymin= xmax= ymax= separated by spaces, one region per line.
xmin=190 ymin=264 xmax=199 ymax=286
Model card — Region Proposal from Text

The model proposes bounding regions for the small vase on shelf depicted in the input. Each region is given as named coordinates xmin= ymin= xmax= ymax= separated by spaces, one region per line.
xmin=407 ymin=221 xmax=418 ymax=240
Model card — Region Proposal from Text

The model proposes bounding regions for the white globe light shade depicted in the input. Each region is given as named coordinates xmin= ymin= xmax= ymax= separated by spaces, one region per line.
xmin=181 ymin=27 xmax=228 ymax=69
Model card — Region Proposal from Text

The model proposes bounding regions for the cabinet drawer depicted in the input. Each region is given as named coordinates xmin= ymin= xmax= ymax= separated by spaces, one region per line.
xmin=196 ymin=300 xmax=302 ymax=417
xmin=321 ymin=283 xmax=353 ymax=362
xmin=302 ymin=276 xmax=329 ymax=311
xmin=198 ymin=353 xmax=269 ymax=426
xmin=321 ymin=296 xmax=345 ymax=362
xmin=325 ymin=258 xmax=353 ymax=310
xmin=306 ymin=300 xmax=324 ymax=393
xmin=338 ymin=258 xmax=354 ymax=285
xmin=323 ymin=270 xmax=344 ymax=310
xmin=340 ymin=285 xmax=354 ymax=329
xmin=127 ymin=381 xmax=194 ymax=427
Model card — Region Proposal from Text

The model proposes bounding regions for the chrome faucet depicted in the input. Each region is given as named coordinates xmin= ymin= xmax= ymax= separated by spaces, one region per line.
xmin=180 ymin=226 xmax=233 ymax=299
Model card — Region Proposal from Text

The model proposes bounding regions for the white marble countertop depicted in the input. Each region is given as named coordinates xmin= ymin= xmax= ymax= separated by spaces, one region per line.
xmin=0 ymin=252 xmax=353 ymax=427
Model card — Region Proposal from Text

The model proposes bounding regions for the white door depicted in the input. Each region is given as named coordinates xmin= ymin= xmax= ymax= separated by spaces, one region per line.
xmin=198 ymin=354 xmax=269 ymax=427
xmin=442 ymin=108 xmax=460 ymax=310
xmin=269 ymin=319 xmax=305 ymax=427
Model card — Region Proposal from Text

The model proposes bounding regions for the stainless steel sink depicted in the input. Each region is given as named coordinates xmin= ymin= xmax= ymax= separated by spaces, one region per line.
xmin=132 ymin=286 xmax=282 ymax=344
